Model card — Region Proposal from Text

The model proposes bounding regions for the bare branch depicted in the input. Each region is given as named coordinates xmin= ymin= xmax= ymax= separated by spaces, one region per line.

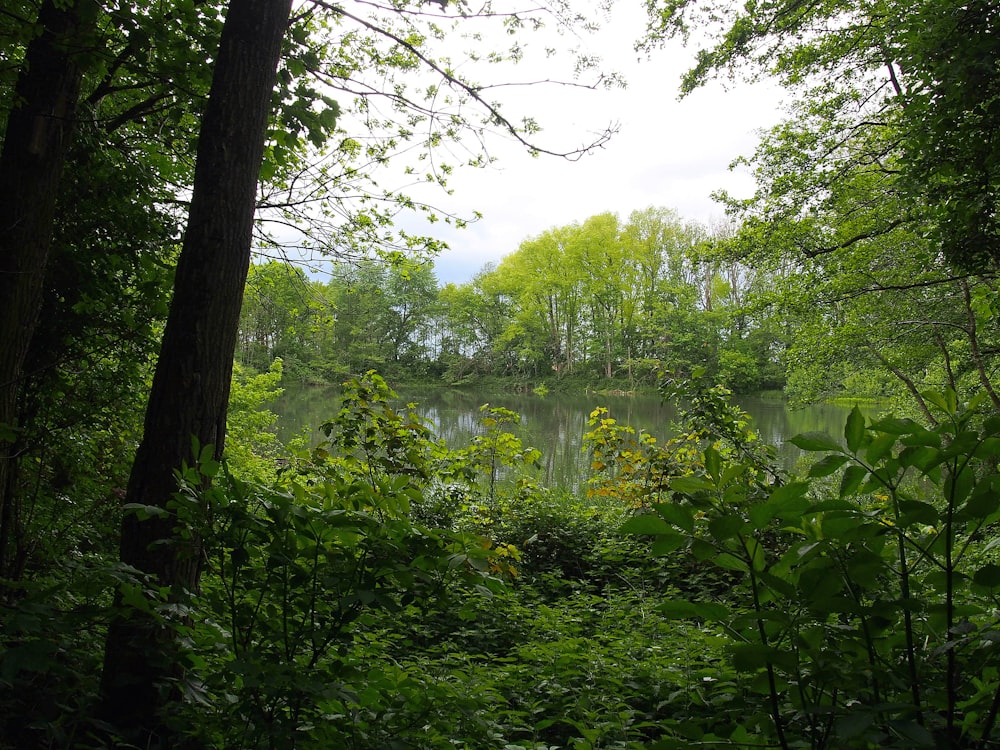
xmin=310 ymin=0 xmax=616 ymax=159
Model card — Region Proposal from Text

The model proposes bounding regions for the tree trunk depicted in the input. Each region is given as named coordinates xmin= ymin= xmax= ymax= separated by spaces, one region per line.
xmin=0 ymin=0 xmax=90 ymax=583
xmin=98 ymin=0 xmax=292 ymax=744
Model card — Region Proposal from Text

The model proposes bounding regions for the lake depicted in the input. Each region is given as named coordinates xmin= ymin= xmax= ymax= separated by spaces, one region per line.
xmin=273 ymin=384 xmax=867 ymax=490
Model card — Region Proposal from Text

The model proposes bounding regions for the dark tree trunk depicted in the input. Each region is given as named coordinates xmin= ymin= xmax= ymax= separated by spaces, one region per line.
xmin=0 ymin=0 xmax=90 ymax=583
xmin=98 ymin=0 xmax=292 ymax=744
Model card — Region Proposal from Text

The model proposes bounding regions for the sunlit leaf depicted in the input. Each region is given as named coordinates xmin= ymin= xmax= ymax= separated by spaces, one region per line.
xmin=844 ymin=406 xmax=865 ymax=452
xmin=789 ymin=432 xmax=841 ymax=452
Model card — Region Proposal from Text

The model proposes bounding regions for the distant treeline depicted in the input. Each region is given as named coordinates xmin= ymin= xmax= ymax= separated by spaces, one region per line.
xmin=240 ymin=203 xmax=1000 ymax=409
xmin=239 ymin=207 xmax=786 ymax=393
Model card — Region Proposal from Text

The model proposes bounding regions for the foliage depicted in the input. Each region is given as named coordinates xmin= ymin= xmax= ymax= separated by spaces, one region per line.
xmin=0 ymin=558 xmax=157 ymax=749
xmin=4 ymin=0 xmax=1000 ymax=743
xmin=585 ymin=371 xmax=779 ymax=509
xmin=637 ymin=0 xmax=1000 ymax=409
xmin=624 ymin=383 xmax=1000 ymax=748
xmin=238 ymin=208 xmax=789 ymax=393
xmin=8 ymin=361 xmax=1000 ymax=750
xmin=184 ymin=465 xmax=501 ymax=748
xmin=642 ymin=0 xmax=1000 ymax=267
xmin=225 ymin=359 xmax=286 ymax=481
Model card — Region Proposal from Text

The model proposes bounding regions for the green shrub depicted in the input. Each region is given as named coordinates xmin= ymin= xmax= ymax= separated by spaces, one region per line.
xmin=624 ymin=382 xmax=1000 ymax=748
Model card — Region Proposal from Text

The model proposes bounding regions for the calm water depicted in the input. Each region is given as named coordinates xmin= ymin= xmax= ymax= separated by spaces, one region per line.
xmin=273 ymin=384 xmax=867 ymax=490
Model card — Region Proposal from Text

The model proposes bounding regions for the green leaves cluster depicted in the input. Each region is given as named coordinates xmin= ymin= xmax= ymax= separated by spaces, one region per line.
xmin=625 ymin=387 xmax=1000 ymax=747
xmin=238 ymin=259 xmax=441 ymax=383
xmin=447 ymin=208 xmax=767 ymax=386
xmin=240 ymin=207 xmax=788 ymax=392
xmin=640 ymin=0 xmax=1000 ymax=410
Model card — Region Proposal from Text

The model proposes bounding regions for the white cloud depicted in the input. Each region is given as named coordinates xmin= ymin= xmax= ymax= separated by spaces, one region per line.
xmin=312 ymin=2 xmax=786 ymax=285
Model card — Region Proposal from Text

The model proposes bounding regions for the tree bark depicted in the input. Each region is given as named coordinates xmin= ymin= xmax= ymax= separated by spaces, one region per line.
xmin=98 ymin=0 xmax=292 ymax=744
xmin=0 ymin=0 xmax=90 ymax=583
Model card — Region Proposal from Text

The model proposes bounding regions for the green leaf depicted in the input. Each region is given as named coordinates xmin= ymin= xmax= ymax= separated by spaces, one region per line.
xmin=653 ymin=501 xmax=696 ymax=532
xmin=840 ymin=465 xmax=868 ymax=497
xmin=730 ymin=643 xmax=774 ymax=672
xmin=708 ymin=514 xmax=746 ymax=541
xmin=974 ymin=437 xmax=1000 ymax=460
xmin=808 ymin=454 xmax=849 ymax=477
xmin=974 ymin=564 xmax=1000 ymax=588
xmin=669 ymin=475 xmax=716 ymax=494
xmin=123 ymin=503 xmax=170 ymax=520
xmin=767 ymin=481 xmax=811 ymax=510
xmin=898 ymin=500 xmax=939 ymax=526
xmin=898 ymin=445 xmax=940 ymax=472
xmin=318 ymin=105 xmax=339 ymax=130
xmin=119 ymin=582 xmax=154 ymax=614
xmin=656 ymin=599 xmax=730 ymax=621
xmin=704 ymin=446 xmax=722 ymax=481
xmin=865 ymin=432 xmax=898 ymax=463
xmin=714 ymin=552 xmax=749 ymax=572
xmin=789 ymin=431 xmax=842 ymax=452
xmin=691 ymin=538 xmax=716 ymax=560
xmin=869 ymin=417 xmax=922 ymax=435
xmin=844 ymin=548 xmax=886 ymax=588
xmin=651 ymin=534 xmax=688 ymax=556
xmin=963 ymin=487 xmax=1000 ymax=519
xmin=758 ymin=569 xmax=797 ymax=598
xmin=900 ymin=429 xmax=941 ymax=448
xmin=844 ymin=406 xmax=865 ymax=452
xmin=752 ymin=483 xmax=811 ymax=524
xmin=945 ymin=469 xmax=974 ymax=505
xmin=921 ymin=388 xmax=957 ymax=415
xmin=621 ymin=514 xmax=672 ymax=536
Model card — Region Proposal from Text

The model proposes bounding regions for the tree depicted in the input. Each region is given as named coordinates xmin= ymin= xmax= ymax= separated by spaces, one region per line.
xmin=383 ymin=260 xmax=440 ymax=366
xmin=642 ymin=0 xmax=998 ymax=275
xmin=641 ymin=0 xmax=1000 ymax=405
xmin=492 ymin=226 xmax=585 ymax=375
xmin=0 ymin=0 xmax=237 ymax=588
xmin=0 ymin=0 xmax=96 ymax=581
xmin=574 ymin=212 xmax=629 ymax=378
xmin=436 ymin=271 xmax=516 ymax=379
xmin=96 ymin=1 xmax=619 ymax=741
xmin=238 ymin=260 xmax=330 ymax=375
xmin=899 ymin=0 xmax=1000 ymax=270
xmin=98 ymin=0 xmax=294 ymax=742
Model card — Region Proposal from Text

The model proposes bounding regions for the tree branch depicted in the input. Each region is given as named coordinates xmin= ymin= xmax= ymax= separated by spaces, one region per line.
xmin=310 ymin=0 xmax=617 ymax=160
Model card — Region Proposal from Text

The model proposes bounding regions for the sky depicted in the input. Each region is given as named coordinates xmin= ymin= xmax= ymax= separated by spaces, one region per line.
xmin=385 ymin=2 xmax=787 ymax=285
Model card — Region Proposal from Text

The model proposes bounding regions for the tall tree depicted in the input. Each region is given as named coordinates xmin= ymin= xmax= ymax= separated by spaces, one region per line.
xmin=98 ymin=0 xmax=294 ymax=742
xmin=0 ymin=0 xmax=235 ymax=589
xmin=98 ymin=1 xmax=619 ymax=739
xmin=0 ymin=0 xmax=95 ymax=580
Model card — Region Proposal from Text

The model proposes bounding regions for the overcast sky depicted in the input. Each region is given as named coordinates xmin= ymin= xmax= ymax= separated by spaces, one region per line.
xmin=383 ymin=2 xmax=786 ymax=285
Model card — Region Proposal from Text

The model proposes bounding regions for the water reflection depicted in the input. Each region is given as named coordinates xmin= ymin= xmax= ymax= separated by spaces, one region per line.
xmin=273 ymin=385 xmax=867 ymax=490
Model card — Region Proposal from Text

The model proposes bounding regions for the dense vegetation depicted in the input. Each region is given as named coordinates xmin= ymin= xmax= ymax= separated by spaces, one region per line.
xmin=237 ymin=178 xmax=1000 ymax=402
xmin=237 ymin=210 xmax=790 ymax=394
xmin=0 ymin=0 xmax=998 ymax=748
